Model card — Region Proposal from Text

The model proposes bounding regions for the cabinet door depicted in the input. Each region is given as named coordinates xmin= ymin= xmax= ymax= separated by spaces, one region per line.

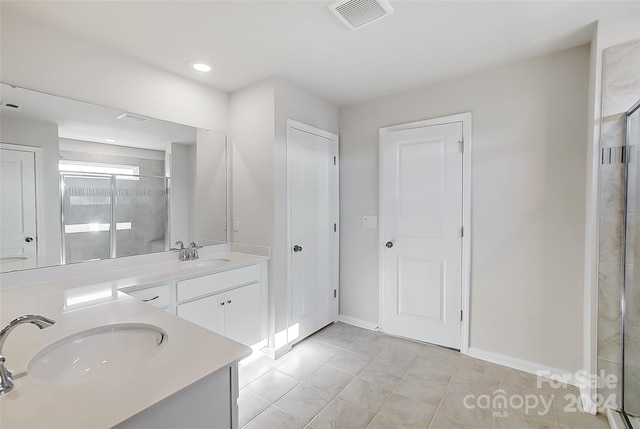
xmin=224 ymin=283 xmax=261 ymax=346
xmin=177 ymin=293 xmax=225 ymax=336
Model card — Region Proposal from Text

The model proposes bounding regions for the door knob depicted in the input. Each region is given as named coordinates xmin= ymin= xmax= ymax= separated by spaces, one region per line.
xmin=25 ymin=237 xmax=34 ymax=243
xmin=293 ymin=245 xmax=303 ymax=253
xmin=385 ymin=241 xmax=393 ymax=248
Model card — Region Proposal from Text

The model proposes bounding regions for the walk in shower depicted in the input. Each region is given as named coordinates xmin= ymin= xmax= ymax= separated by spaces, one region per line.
xmin=60 ymin=172 xmax=169 ymax=264
xmin=620 ymin=100 xmax=640 ymax=428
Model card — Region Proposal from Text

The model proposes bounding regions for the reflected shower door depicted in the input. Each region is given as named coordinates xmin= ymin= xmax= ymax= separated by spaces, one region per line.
xmin=60 ymin=174 xmax=112 ymax=264
xmin=114 ymin=175 xmax=168 ymax=258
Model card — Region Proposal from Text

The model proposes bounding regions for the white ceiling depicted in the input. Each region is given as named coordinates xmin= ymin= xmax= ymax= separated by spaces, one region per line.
xmin=3 ymin=1 xmax=639 ymax=106
xmin=0 ymin=84 xmax=196 ymax=150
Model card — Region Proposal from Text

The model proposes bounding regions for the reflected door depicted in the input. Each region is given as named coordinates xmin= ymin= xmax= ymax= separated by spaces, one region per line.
xmin=288 ymin=122 xmax=339 ymax=343
xmin=0 ymin=148 xmax=37 ymax=256
xmin=380 ymin=122 xmax=463 ymax=349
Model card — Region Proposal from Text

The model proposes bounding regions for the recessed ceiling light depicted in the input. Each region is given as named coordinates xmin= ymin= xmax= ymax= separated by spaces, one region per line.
xmin=104 ymin=138 xmax=116 ymax=143
xmin=190 ymin=61 xmax=213 ymax=72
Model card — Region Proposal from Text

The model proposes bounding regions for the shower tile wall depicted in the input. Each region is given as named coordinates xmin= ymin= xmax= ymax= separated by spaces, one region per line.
xmin=597 ymin=39 xmax=640 ymax=410
xmin=60 ymin=149 xmax=167 ymax=262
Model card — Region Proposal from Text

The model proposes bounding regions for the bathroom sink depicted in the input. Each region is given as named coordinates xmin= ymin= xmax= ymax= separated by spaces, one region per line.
xmin=27 ymin=323 xmax=167 ymax=384
xmin=180 ymin=258 xmax=231 ymax=269
xmin=0 ymin=256 xmax=28 ymax=264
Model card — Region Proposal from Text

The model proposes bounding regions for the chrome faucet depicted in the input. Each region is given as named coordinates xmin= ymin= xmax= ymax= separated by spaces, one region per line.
xmin=189 ymin=242 xmax=202 ymax=260
xmin=172 ymin=240 xmax=188 ymax=261
xmin=0 ymin=314 xmax=56 ymax=396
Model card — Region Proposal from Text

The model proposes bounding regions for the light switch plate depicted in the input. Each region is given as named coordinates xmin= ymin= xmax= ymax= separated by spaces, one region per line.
xmin=362 ymin=216 xmax=378 ymax=229
xmin=233 ymin=217 xmax=240 ymax=232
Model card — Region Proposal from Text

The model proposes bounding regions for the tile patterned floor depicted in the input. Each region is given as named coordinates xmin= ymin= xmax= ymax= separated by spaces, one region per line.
xmin=238 ymin=322 xmax=610 ymax=429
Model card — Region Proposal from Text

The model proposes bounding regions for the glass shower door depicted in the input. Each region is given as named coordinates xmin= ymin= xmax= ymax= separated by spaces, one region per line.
xmin=623 ymin=102 xmax=640 ymax=423
xmin=114 ymin=175 xmax=168 ymax=258
xmin=60 ymin=174 xmax=112 ymax=264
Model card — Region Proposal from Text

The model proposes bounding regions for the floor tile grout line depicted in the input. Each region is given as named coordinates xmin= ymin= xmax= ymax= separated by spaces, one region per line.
xmin=266 ymin=325 xmax=388 ymax=427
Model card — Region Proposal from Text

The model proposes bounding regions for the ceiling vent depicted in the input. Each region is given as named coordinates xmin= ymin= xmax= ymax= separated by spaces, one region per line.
xmin=328 ymin=0 xmax=393 ymax=30
xmin=116 ymin=112 xmax=147 ymax=123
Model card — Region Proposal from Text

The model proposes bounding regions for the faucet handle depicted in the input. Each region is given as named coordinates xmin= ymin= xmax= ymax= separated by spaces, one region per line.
xmin=188 ymin=242 xmax=201 ymax=260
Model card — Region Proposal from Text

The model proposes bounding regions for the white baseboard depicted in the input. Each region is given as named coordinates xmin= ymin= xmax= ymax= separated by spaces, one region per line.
xmin=468 ymin=347 xmax=597 ymax=415
xmin=337 ymin=314 xmax=378 ymax=331
xmin=260 ymin=344 xmax=292 ymax=360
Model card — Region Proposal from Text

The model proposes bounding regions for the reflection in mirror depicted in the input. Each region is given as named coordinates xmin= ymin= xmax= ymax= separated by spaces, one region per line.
xmin=0 ymin=83 xmax=227 ymax=273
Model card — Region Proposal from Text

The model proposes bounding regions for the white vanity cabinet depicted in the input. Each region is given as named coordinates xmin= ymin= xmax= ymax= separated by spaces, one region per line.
xmin=176 ymin=263 xmax=266 ymax=346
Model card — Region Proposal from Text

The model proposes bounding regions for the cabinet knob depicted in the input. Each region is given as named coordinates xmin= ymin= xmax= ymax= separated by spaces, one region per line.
xmin=220 ymin=302 xmax=225 ymax=306
xmin=227 ymin=300 xmax=232 ymax=304
xmin=25 ymin=237 xmax=34 ymax=243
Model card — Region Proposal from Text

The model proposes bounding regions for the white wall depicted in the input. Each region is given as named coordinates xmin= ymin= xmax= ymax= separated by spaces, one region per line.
xmin=229 ymin=79 xmax=276 ymax=249
xmin=59 ymin=139 xmax=166 ymax=160
xmin=196 ymin=130 xmax=227 ymax=245
xmin=229 ymin=77 xmax=339 ymax=348
xmin=0 ymin=8 xmax=228 ymax=133
xmin=170 ymin=143 xmax=196 ymax=246
xmin=0 ymin=116 xmax=61 ymax=265
xmin=339 ymin=45 xmax=589 ymax=373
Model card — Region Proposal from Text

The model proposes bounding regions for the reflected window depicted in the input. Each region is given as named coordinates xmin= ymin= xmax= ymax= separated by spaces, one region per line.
xmin=59 ymin=160 xmax=139 ymax=180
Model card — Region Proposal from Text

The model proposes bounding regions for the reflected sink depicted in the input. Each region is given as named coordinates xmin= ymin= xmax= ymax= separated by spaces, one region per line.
xmin=180 ymin=258 xmax=231 ymax=269
xmin=27 ymin=323 xmax=167 ymax=384
xmin=0 ymin=256 xmax=28 ymax=264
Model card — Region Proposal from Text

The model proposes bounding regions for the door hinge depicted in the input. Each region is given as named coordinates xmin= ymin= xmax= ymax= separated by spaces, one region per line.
xmin=334 ymin=289 xmax=337 ymax=298
xmin=460 ymin=310 xmax=463 ymax=321
xmin=333 ymin=156 xmax=337 ymax=165
xmin=461 ymin=226 xmax=464 ymax=237
xmin=334 ymin=223 xmax=337 ymax=232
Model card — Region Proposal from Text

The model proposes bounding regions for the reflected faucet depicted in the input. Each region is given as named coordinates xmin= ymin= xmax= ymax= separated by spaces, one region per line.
xmin=172 ymin=240 xmax=188 ymax=261
xmin=189 ymin=242 xmax=202 ymax=260
xmin=0 ymin=314 xmax=56 ymax=396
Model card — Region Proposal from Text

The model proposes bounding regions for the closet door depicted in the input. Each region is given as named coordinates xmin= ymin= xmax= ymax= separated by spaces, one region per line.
xmin=288 ymin=120 xmax=339 ymax=343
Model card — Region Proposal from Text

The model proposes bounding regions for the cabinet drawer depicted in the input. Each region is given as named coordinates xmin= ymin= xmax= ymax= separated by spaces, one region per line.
xmin=124 ymin=284 xmax=170 ymax=308
xmin=177 ymin=265 xmax=261 ymax=302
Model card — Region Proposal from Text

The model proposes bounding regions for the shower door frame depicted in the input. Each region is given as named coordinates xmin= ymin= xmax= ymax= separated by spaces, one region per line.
xmin=59 ymin=171 xmax=169 ymax=264
xmin=621 ymin=99 xmax=640 ymax=428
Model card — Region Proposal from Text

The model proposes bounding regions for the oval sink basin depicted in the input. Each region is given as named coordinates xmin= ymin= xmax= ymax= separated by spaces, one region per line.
xmin=28 ymin=323 xmax=167 ymax=384
xmin=180 ymin=258 xmax=231 ymax=269
xmin=0 ymin=256 xmax=28 ymax=264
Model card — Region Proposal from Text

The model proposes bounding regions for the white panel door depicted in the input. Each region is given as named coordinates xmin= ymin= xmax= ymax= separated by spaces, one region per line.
xmin=380 ymin=122 xmax=463 ymax=349
xmin=0 ymin=148 xmax=37 ymax=256
xmin=288 ymin=122 xmax=339 ymax=342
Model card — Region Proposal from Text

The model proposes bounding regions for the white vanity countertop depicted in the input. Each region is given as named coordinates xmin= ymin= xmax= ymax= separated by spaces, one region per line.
xmin=0 ymin=252 xmax=262 ymax=428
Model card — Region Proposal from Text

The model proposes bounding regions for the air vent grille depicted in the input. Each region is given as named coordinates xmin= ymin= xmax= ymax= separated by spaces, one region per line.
xmin=116 ymin=112 xmax=147 ymax=123
xmin=328 ymin=0 xmax=393 ymax=30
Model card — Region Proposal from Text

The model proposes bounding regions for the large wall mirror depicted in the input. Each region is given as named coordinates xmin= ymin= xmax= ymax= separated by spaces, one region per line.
xmin=0 ymin=83 xmax=227 ymax=273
